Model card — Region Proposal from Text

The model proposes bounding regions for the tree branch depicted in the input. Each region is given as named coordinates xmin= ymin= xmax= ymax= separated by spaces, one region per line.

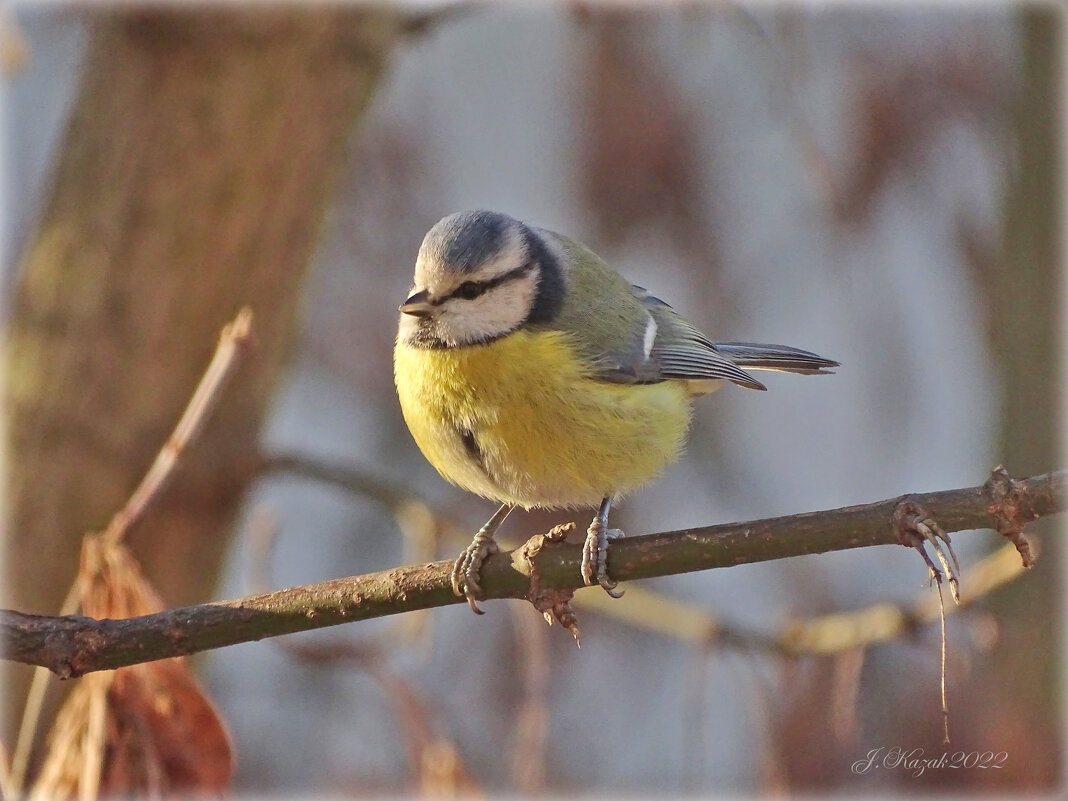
xmin=3 ymin=469 xmax=1064 ymax=677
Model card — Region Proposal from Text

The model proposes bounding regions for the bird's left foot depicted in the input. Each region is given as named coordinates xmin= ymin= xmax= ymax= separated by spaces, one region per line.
xmin=581 ymin=519 xmax=624 ymax=598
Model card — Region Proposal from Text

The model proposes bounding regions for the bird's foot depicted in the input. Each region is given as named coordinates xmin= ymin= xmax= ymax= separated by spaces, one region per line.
xmin=451 ymin=531 xmax=500 ymax=614
xmin=581 ymin=520 xmax=625 ymax=598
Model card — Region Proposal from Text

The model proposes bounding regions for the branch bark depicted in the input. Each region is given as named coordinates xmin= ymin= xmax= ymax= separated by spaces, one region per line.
xmin=3 ymin=469 xmax=1064 ymax=678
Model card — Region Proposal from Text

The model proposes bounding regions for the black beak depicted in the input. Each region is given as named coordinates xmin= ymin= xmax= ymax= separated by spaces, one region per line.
xmin=400 ymin=289 xmax=433 ymax=317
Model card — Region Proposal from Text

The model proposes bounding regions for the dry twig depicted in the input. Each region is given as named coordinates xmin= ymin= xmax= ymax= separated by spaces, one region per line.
xmin=102 ymin=307 xmax=254 ymax=546
xmin=892 ymin=498 xmax=961 ymax=603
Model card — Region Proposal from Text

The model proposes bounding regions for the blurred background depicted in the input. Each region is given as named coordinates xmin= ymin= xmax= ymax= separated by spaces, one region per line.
xmin=2 ymin=3 xmax=1062 ymax=797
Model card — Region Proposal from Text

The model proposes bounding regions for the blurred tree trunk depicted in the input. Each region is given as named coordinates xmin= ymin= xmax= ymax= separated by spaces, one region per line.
xmin=3 ymin=6 xmax=403 ymax=735
xmin=977 ymin=6 xmax=1062 ymax=786
xmin=994 ymin=11 xmax=1061 ymax=477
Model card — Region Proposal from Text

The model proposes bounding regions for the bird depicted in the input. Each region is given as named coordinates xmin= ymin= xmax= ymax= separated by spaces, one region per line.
xmin=394 ymin=210 xmax=837 ymax=613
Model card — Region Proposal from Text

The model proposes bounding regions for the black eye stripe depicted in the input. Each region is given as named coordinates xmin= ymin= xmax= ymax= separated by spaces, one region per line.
xmin=444 ymin=261 xmax=535 ymax=302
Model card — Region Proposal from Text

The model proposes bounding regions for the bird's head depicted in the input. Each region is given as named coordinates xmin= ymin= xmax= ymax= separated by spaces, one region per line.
xmin=399 ymin=210 xmax=563 ymax=348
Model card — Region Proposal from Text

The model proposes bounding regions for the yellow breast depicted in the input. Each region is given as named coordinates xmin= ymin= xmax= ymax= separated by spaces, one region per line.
xmin=394 ymin=329 xmax=692 ymax=509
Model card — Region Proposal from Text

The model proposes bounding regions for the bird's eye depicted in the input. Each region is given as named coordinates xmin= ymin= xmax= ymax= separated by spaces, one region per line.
xmin=457 ymin=281 xmax=483 ymax=300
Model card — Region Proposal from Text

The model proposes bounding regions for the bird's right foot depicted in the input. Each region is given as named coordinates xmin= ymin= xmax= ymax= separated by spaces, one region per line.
xmin=450 ymin=503 xmax=513 ymax=614
xmin=451 ymin=533 xmax=499 ymax=614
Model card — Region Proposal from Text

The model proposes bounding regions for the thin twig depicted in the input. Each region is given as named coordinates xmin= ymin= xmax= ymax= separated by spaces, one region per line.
xmin=102 ymin=307 xmax=254 ymax=546
xmin=1 ymin=469 xmax=1063 ymax=677
xmin=936 ymin=577 xmax=950 ymax=745
xmin=892 ymin=500 xmax=961 ymax=603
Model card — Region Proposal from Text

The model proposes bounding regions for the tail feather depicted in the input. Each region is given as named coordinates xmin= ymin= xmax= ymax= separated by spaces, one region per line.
xmin=713 ymin=342 xmax=839 ymax=375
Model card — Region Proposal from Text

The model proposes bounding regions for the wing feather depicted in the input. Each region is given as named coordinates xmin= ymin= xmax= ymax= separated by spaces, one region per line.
xmin=537 ymin=238 xmax=834 ymax=391
xmin=633 ymin=287 xmax=767 ymax=390
xmin=711 ymin=342 xmax=838 ymax=374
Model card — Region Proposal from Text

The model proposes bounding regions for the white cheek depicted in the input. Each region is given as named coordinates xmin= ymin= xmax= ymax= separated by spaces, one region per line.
xmin=441 ymin=278 xmax=536 ymax=345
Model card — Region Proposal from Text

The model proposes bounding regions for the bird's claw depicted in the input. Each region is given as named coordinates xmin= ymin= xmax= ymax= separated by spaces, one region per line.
xmin=451 ymin=535 xmax=499 ymax=614
xmin=581 ymin=521 xmax=624 ymax=597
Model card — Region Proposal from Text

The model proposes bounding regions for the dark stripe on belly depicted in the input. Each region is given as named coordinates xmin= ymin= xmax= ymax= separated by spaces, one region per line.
xmin=457 ymin=426 xmax=485 ymax=472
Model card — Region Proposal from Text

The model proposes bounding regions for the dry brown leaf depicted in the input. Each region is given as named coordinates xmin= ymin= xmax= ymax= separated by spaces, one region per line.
xmin=30 ymin=534 xmax=234 ymax=799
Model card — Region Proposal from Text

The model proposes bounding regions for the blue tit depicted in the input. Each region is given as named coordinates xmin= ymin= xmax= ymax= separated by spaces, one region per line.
xmin=394 ymin=210 xmax=837 ymax=613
